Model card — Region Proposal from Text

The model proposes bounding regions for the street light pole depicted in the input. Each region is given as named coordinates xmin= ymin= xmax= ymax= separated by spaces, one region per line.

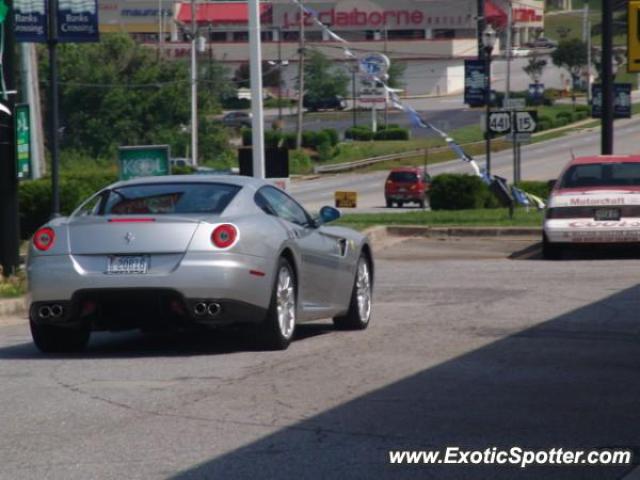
xmin=48 ymin=0 xmax=60 ymax=216
xmin=248 ymin=0 xmax=265 ymax=178
xmin=296 ymin=0 xmax=305 ymax=150
xmin=352 ymin=65 xmax=357 ymax=128
xmin=601 ymin=0 xmax=613 ymax=154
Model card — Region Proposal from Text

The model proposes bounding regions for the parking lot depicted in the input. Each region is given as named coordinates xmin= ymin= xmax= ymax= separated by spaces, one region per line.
xmin=2 ymin=236 xmax=640 ymax=479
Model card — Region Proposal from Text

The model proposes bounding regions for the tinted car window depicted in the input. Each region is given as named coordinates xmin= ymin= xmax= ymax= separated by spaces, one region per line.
xmin=389 ymin=172 xmax=419 ymax=182
xmin=256 ymin=186 xmax=311 ymax=226
xmin=99 ymin=183 xmax=241 ymax=215
xmin=560 ymin=163 xmax=640 ymax=188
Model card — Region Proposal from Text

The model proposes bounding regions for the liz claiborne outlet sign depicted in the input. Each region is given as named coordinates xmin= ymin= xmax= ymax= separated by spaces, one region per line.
xmin=272 ymin=0 xmax=476 ymax=30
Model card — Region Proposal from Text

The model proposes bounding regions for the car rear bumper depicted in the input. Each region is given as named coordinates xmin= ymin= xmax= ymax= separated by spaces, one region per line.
xmin=544 ymin=218 xmax=640 ymax=243
xmin=28 ymin=251 xmax=275 ymax=312
xmin=385 ymin=192 xmax=425 ymax=202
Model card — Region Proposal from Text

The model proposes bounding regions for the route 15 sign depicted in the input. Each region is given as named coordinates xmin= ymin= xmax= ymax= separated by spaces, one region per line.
xmin=515 ymin=111 xmax=537 ymax=133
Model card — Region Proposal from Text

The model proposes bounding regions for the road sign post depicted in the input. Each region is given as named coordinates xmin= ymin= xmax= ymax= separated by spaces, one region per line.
xmin=488 ymin=110 xmax=537 ymax=184
xmin=628 ymin=1 xmax=640 ymax=73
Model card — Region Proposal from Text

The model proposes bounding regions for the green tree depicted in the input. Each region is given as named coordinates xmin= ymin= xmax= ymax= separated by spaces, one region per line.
xmin=551 ymin=38 xmax=588 ymax=107
xmin=386 ymin=61 xmax=407 ymax=90
xmin=233 ymin=61 xmax=282 ymax=88
xmin=40 ymin=33 xmax=233 ymax=163
xmin=303 ymin=50 xmax=348 ymax=104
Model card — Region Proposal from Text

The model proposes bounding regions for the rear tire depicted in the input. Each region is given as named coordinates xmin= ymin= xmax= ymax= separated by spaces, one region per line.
xmin=386 ymin=198 xmax=392 ymax=208
xmin=334 ymin=254 xmax=372 ymax=331
xmin=418 ymin=198 xmax=426 ymax=209
xmin=30 ymin=319 xmax=90 ymax=353
xmin=542 ymin=235 xmax=563 ymax=260
xmin=397 ymin=201 xmax=404 ymax=208
xmin=259 ymin=258 xmax=297 ymax=350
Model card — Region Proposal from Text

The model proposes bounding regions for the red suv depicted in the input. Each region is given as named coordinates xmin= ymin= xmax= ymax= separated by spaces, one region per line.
xmin=385 ymin=167 xmax=431 ymax=208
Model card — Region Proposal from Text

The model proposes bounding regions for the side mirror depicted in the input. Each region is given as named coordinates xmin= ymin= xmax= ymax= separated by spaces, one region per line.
xmin=547 ymin=179 xmax=557 ymax=191
xmin=318 ymin=205 xmax=341 ymax=225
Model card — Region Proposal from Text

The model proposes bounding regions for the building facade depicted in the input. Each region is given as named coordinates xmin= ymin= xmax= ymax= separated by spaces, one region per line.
xmin=97 ymin=0 xmax=544 ymax=96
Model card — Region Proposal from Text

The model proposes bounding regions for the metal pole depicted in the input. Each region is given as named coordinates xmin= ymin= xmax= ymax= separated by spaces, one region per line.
xmin=586 ymin=17 xmax=591 ymax=105
xmin=248 ymin=0 xmax=265 ymax=178
xmin=277 ymin=28 xmax=282 ymax=122
xmin=190 ymin=0 xmax=198 ymax=166
xmin=296 ymin=0 xmax=305 ymax=149
xmin=0 ymin=0 xmax=20 ymax=276
xmin=601 ymin=0 xmax=613 ymax=154
xmin=485 ymin=47 xmax=492 ymax=175
xmin=505 ymin=2 xmax=512 ymax=104
xmin=477 ymin=0 xmax=486 ymax=61
xmin=48 ymin=0 xmax=60 ymax=216
xmin=352 ymin=66 xmax=357 ymax=128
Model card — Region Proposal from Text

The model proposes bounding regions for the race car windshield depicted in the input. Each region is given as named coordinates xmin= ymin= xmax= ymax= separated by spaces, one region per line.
xmin=559 ymin=163 xmax=640 ymax=189
xmin=99 ymin=183 xmax=241 ymax=215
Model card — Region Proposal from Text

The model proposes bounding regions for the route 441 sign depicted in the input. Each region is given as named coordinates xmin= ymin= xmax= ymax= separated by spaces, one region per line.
xmin=488 ymin=110 xmax=538 ymax=134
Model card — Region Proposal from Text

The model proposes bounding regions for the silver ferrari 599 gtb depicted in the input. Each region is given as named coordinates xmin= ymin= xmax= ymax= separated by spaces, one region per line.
xmin=27 ymin=175 xmax=373 ymax=352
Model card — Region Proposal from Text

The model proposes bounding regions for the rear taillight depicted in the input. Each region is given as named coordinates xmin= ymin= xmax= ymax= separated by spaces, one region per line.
xmin=33 ymin=227 xmax=56 ymax=251
xmin=211 ymin=224 xmax=238 ymax=249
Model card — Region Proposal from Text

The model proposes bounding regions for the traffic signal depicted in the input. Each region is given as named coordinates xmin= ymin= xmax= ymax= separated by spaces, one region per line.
xmin=629 ymin=1 xmax=640 ymax=72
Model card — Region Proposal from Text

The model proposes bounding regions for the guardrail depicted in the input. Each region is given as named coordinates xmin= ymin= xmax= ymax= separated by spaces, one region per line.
xmin=313 ymin=141 xmax=485 ymax=174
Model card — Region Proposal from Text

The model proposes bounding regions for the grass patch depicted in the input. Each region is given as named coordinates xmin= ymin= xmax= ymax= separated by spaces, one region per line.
xmin=0 ymin=272 xmax=27 ymax=299
xmin=336 ymin=208 xmax=544 ymax=230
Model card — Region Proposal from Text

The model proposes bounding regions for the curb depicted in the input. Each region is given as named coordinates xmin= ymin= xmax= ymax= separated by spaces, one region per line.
xmin=365 ymin=225 xmax=541 ymax=247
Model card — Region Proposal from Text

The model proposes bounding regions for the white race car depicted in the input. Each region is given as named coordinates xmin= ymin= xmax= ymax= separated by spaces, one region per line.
xmin=544 ymin=155 xmax=640 ymax=259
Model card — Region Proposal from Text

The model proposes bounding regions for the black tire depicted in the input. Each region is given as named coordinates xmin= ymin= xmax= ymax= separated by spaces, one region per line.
xmin=334 ymin=253 xmax=372 ymax=331
xmin=259 ymin=257 xmax=297 ymax=350
xmin=30 ymin=319 xmax=90 ymax=353
xmin=386 ymin=198 xmax=392 ymax=208
xmin=397 ymin=201 xmax=404 ymax=208
xmin=542 ymin=235 xmax=563 ymax=260
xmin=418 ymin=198 xmax=426 ymax=209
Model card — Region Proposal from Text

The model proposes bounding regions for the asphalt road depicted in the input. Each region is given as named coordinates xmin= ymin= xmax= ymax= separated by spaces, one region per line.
xmin=2 ymin=237 xmax=640 ymax=479
xmin=290 ymin=116 xmax=640 ymax=212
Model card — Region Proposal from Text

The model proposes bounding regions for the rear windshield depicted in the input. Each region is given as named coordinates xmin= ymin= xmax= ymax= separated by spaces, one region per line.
xmin=95 ymin=183 xmax=241 ymax=215
xmin=389 ymin=172 xmax=419 ymax=182
xmin=559 ymin=163 xmax=640 ymax=188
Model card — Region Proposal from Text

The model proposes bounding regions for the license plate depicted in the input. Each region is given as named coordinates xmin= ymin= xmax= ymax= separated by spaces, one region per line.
xmin=594 ymin=208 xmax=621 ymax=221
xmin=398 ymin=188 xmax=407 ymax=192
xmin=107 ymin=255 xmax=149 ymax=274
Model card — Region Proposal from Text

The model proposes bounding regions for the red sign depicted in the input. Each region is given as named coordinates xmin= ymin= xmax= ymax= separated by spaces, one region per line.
xmin=282 ymin=8 xmax=424 ymax=29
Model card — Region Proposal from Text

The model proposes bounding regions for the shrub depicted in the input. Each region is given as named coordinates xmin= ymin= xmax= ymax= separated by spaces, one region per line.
xmin=322 ymin=128 xmax=339 ymax=146
xmin=516 ymin=181 xmax=551 ymax=201
xmin=574 ymin=111 xmax=588 ymax=121
xmin=537 ymin=119 xmax=552 ymax=132
xmin=429 ymin=174 xmax=498 ymax=210
xmin=373 ymin=127 xmax=410 ymax=140
xmin=555 ymin=117 xmax=569 ymax=127
xmin=556 ymin=111 xmax=574 ymax=123
xmin=242 ymin=128 xmax=252 ymax=146
xmin=289 ymin=149 xmax=312 ymax=174
xmin=575 ymin=105 xmax=589 ymax=113
xmin=345 ymin=126 xmax=373 ymax=141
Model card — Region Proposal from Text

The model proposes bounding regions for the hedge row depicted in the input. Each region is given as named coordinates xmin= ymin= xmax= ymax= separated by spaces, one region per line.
xmin=536 ymin=106 xmax=589 ymax=132
xmin=242 ymin=128 xmax=339 ymax=150
xmin=345 ymin=125 xmax=410 ymax=141
xmin=516 ymin=180 xmax=551 ymax=201
xmin=19 ymin=173 xmax=117 ymax=239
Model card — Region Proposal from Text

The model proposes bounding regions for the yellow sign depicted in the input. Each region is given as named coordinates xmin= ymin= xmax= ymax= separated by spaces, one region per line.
xmin=334 ymin=191 xmax=357 ymax=208
xmin=629 ymin=1 xmax=640 ymax=72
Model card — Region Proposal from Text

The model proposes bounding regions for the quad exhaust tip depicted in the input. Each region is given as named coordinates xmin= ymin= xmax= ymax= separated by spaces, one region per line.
xmin=38 ymin=306 xmax=51 ymax=319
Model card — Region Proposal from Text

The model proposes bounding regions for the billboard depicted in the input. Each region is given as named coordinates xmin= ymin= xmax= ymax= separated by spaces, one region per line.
xmin=14 ymin=0 xmax=99 ymax=43
xmin=464 ymin=60 xmax=486 ymax=106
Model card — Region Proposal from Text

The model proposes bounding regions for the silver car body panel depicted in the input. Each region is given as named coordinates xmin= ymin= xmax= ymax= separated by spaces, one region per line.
xmin=28 ymin=175 xmax=371 ymax=325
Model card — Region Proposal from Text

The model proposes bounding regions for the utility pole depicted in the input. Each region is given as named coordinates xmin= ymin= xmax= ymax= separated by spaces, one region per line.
xmin=583 ymin=2 xmax=591 ymax=105
xmin=190 ymin=0 xmax=199 ymax=166
xmin=477 ymin=0 xmax=486 ymax=61
xmin=20 ymin=44 xmax=44 ymax=179
xmin=296 ymin=0 xmax=305 ymax=149
xmin=351 ymin=65 xmax=357 ymax=128
xmin=48 ymin=0 xmax=61 ymax=216
xmin=601 ymin=0 xmax=613 ymax=154
xmin=0 ymin=0 xmax=20 ymax=276
xmin=248 ymin=0 xmax=265 ymax=178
